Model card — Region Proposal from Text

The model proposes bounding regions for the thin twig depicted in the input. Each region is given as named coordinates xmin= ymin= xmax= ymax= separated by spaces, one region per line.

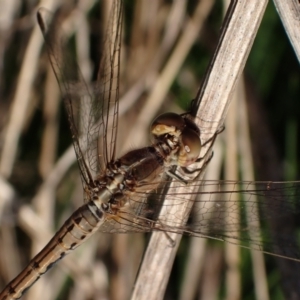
xmin=238 ymin=78 xmax=269 ymax=300
xmin=0 ymin=0 xmax=60 ymax=178
xmin=132 ymin=1 xmax=268 ymax=299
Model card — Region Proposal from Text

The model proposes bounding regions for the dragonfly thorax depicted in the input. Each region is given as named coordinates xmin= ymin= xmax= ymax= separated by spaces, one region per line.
xmin=91 ymin=173 xmax=125 ymax=206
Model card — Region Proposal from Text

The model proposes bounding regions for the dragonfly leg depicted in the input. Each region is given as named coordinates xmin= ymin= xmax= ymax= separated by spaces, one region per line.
xmin=153 ymin=220 xmax=176 ymax=247
xmin=201 ymin=125 xmax=225 ymax=147
xmin=166 ymin=152 xmax=212 ymax=184
xmin=195 ymin=125 xmax=224 ymax=163
xmin=165 ymin=126 xmax=223 ymax=183
xmin=181 ymin=151 xmax=214 ymax=176
xmin=180 ymin=125 xmax=224 ymax=178
xmin=166 ymin=169 xmax=189 ymax=185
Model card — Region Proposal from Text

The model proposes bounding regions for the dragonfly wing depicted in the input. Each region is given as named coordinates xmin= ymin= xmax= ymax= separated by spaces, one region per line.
xmin=37 ymin=1 xmax=123 ymax=188
xmin=89 ymin=0 xmax=123 ymax=171
xmin=37 ymin=8 xmax=96 ymax=187
xmin=100 ymin=179 xmax=300 ymax=261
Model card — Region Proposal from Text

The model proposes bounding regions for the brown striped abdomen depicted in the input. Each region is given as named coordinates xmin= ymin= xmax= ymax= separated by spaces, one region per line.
xmin=0 ymin=201 xmax=105 ymax=300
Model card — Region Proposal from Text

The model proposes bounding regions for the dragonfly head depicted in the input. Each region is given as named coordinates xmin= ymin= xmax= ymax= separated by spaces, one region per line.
xmin=151 ymin=112 xmax=185 ymax=136
xmin=151 ymin=113 xmax=201 ymax=167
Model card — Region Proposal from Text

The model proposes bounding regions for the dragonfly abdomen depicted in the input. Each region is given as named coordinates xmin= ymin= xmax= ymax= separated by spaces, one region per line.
xmin=0 ymin=202 xmax=106 ymax=300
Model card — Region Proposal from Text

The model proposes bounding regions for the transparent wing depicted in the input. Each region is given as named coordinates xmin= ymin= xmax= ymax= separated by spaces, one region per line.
xmin=37 ymin=0 xmax=123 ymax=188
xmin=91 ymin=0 xmax=123 ymax=171
xmin=37 ymin=8 xmax=93 ymax=187
xmin=100 ymin=180 xmax=300 ymax=262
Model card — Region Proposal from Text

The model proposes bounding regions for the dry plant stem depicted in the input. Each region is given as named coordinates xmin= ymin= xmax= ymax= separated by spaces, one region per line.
xmin=0 ymin=0 xmax=17 ymax=32
xmin=160 ymin=0 xmax=186 ymax=58
xmin=39 ymin=65 xmax=60 ymax=179
xmin=119 ymin=0 xmax=188 ymax=152
xmin=33 ymin=69 xmax=61 ymax=297
xmin=119 ymin=0 xmax=185 ymax=114
xmin=0 ymin=179 xmax=20 ymax=281
xmin=126 ymin=1 xmax=163 ymax=83
xmin=0 ymin=0 xmax=18 ymax=77
xmin=0 ymin=177 xmax=20 ymax=282
xmin=0 ymin=177 xmax=16 ymax=211
xmin=123 ymin=0 xmax=213 ymax=150
xmin=238 ymin=78 xmax=269 ymax=300
xmin=200 ymin=248 xmax=223 ymax=299
xmin=0 ymin=0 xmax=19 ymax=65
xmin=273 ymin=0 xmax=300 ymax=62
xmin=179 ymin=139 xmax=223 ymax=300
xmin=0 ymin=0 xmax=60 ymax=178
xmin=111 ymin=235 xmax=145 ymax=300
xmin=131 ymin=1 xmax=268 ymax=299
xmin=223 ymin=1 xmax=240 ymax=298
xmin=224 ymin=88 xmax=240 ymax=300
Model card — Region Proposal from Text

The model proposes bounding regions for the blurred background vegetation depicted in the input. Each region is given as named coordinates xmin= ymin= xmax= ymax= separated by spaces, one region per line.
xmin=0 ymin=0 xmax=299 ymax=299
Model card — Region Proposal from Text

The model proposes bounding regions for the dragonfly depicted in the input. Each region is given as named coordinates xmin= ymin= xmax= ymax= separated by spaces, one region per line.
xmin=1 ymin=1 xmax=300 ymax=299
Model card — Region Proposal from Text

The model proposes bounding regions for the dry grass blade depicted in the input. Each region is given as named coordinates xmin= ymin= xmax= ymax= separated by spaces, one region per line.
xmin=123 ymin=0 xmax=213 ymax=150
xmin=178 ymin=139 xmax=223 ymax=300
xmin=0 ymin=0 xmax=60 ymax=179
xmin=273 ymin=0 xmax=300 ymax=62
xmin=224 ymin=88 xmax=240 ymax=300
xmin=238 ymin=78 xmax=269 ymax=300
xmin=132 ymin=1 xmax=268 ymax=299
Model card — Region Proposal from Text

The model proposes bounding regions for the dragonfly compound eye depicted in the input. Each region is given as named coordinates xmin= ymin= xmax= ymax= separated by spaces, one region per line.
xmin=151 ymin=112 xmax=185 ymax=137
xmin=179 ymin=127 xmax=201 ymax=166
